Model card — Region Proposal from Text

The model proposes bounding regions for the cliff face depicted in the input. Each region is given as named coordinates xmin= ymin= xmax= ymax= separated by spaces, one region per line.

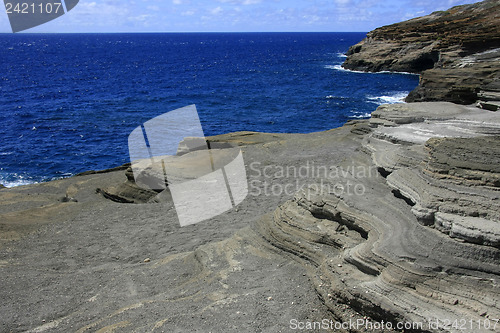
xmin=342 ymin=0 xmax=500 ymax=105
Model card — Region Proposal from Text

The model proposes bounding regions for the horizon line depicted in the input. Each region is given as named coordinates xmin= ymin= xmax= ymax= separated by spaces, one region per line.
xmin=0 ymin=31 xmax=369 ymax=34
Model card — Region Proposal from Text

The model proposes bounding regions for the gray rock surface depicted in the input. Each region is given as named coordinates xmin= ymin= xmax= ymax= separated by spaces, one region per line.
xmin=1 ymin=102 xmax=499 ymax=332
xmin=367 ymin=103 xmax=500 ymax=249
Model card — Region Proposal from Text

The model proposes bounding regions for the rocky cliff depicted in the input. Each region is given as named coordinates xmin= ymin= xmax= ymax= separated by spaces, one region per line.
xmin=342 ymin=0 xmax=500 ymax=106
xmin=2 ymin=102 xmax=500 ymax=332
xmin=2 ymin=3 xmax=500 ymax=330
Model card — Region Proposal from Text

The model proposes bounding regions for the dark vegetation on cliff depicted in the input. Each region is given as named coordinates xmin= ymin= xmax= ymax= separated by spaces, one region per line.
xmin=342 ymin=0 xmax=500 ymax=106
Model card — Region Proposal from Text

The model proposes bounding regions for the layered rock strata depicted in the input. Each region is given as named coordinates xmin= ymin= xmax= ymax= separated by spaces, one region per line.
xmin=342 ymin=0 xmax=500 ymax=105
xmin=258 ymin=103 xmax=500 ymax=332
xmin=1 ymin=103 xmax=500 ymax=332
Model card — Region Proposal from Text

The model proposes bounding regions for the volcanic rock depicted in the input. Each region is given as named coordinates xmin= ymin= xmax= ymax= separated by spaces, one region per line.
xmin=342 ymin=0 xmax=500 ymax=104
xmin=2 ymin=102 xmax=500 ymax=332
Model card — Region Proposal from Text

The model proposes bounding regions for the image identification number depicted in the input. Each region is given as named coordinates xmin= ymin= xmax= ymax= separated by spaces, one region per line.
xmin=5 ymin=2 xmax=63 ymax=14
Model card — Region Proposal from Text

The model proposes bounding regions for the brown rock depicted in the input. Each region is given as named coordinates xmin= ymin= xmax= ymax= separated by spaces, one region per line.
xmin=342 ymin=0 xmax=500 ymax=104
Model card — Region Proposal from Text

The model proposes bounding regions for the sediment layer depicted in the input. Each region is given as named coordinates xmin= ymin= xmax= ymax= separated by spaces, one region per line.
xmin=1 ymin=102 xmax=499 ymax=332
xmin=342 ymin=0 xmax=500 ymax=105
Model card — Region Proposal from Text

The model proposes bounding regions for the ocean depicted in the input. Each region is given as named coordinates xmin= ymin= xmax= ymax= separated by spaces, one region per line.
xmin=0 ymin=33 xmax=419 ymax=187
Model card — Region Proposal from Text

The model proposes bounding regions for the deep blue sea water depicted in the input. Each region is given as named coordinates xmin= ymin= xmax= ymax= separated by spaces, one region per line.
xmin=0 ymin=33 xmax=419 ymax=187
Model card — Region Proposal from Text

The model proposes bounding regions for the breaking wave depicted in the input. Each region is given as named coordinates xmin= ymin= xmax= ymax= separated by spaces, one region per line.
xmin=367 ymin=92 xmax=409 ymax=105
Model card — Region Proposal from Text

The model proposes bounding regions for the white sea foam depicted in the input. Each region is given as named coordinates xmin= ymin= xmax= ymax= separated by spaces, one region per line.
xmin=367 ymin=92 xmax=409 ymax=105
xmin=325 ymin=64 xmax=419 ymax=76
xmin=324 ymin=64 xmax=366 ymax=74
xmin=325 ymin=95 xmax=350 ymax=101
xmin=6 ymin=181 xmax=37 ymax=187
xmin=7 ymin=174 xmax=72 ymax=187
xmin=0 ymin=178 xmax=38 ymax=188
xmin=337 ymin=53 xmax=347 ymax=58
xmin=0 ymin=172 xmax=41 ymax=188
xmin=349 ymin=112 xmax=372 ymax=119
xmin=378 ymin=70 xmax=419 ymax=76
xmin=325 ymin=95 xmax=338 ymax=99
xmin=348 ymin=92 xmax=408 ymax=118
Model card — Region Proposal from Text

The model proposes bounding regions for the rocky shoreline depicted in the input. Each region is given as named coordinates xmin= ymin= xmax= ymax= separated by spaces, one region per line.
xmin=1 ymin=101 xmax=499 ymax=332
xmin=342 ymin=0 xmax=500 ymax=108
xmin=2 ymin=1 xmax=500 ymax=331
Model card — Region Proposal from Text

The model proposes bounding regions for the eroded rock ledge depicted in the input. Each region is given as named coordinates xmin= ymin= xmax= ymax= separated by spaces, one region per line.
xmin=89 ymin=102 xmax=500 ymax=332
xmin=258 ymin=102 xmax=500 ymax=332
xmin=2 ymin=103 xmax=500 ymax=332
xmin=342 ymin=0 xmax=500 ymax=105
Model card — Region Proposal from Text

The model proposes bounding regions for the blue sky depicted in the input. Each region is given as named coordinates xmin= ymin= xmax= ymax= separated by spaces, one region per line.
xmin=1 ymin=0 xmax=478 ymax=33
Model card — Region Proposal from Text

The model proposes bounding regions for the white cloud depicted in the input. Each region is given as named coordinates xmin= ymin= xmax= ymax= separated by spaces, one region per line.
xmin=218 ymin=0 xmax=262 ymax=5
xmin=128 ymin=14 xmax=152 ymax=22
xmin=73 ymin=1 xmax=128 ymax=17
xmin=56 ymin=1 xmax=130 ymax=30
xmin=1 ymin=0 xmax=481 ymax=33
xmin=211 ymin=6 xmax=223 ymax=15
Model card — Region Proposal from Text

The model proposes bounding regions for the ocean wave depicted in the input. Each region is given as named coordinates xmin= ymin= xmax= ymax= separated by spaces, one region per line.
xmin=0 ymin=178 xmax=38 ymax=188
xmin=367 ymin=92 xmax=409 ymax=105
xmin=349 ymin=112 xmax=372 ymax=119
xmin=324 ymin=64 xmax=366 ymax=74
xmin=325 ymin=95 xmax=349 ymax=100
xmin=337 ymin=53 xmax=347 ymax=58
xmin=325 ymin=65 xmax=418 ymax=76
xmin=378 ymin=70 xmax=419 ymax=76
xmin=0 ymin=172 xmax=43 ymax=188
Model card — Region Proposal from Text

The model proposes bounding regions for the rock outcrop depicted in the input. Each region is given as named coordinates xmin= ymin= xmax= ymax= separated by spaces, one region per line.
xmin=367 ymin=103 xmax=500 ymax=247
xmin=259 ymin=102 xmax=500 ymax=332
xmin=342 ymin=0 xmax=500 ymax=105
xmin=2 ymin=5 xmax=500 ymax=329
xmin=3 ymin=102 xmax=499 ymax=332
